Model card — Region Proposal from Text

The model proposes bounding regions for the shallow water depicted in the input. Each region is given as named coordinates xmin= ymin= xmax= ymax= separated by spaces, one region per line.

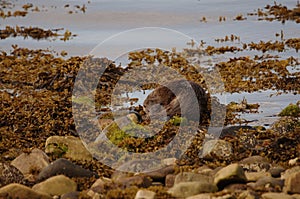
xmin=1 ymin=0 xmax=299 ymax=127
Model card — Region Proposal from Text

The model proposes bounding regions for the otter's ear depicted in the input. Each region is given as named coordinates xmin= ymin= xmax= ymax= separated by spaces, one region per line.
xmin=129 ymin=110 xmax=143 ymax=123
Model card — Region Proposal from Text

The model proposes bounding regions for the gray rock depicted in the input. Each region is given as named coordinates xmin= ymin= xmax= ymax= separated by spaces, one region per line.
xmin=201 ymin=140 xmax=233 ymax=160
xmin=0 ymin=183 xmax=51 ymax=199
xmin=284 ymin=171 xmax=300 ymax=194
xmin=32 ymin=175 xmax=77 ymax=196
xmin=239 ymin=156 xmax=270 ymax=172
xmin=11 ymin=148 xmax=50 ymax=181
xmin=45 ymin=136 xmax=92 ymax=161
xmin=0 ymin=163 xmax=24 ymax=187
xmin=135 ymin=189 xmax=156 ymax=199
xmin=261 ymin=192 xmax=294 ymax=199
xmin=38 ymin=158 xmax=97 ymax=181
xmin=214 ymin=163 xmax=247 ymax=188
xmin=168 ymin=181 xmax=217 ymax=198
xmin=174 ymin=172 xmax=213 ymax=184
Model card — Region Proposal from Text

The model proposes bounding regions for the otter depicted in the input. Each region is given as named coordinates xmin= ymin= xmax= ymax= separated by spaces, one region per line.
xmin=143 ymin=79 xmax=210 ymax=125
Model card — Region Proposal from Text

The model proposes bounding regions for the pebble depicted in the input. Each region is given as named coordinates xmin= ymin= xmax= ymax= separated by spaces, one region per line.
xmin=32 ymin=175 xmax=77 ymax=196
xmin=135 ymin=189 xmax=156 ymax=199
xmin=11 ymin=148 xmax=49 ymax=181
xmin=168 ymin=181 xmax=217 ymax=198
xmin=0 ymin=183 xmax=52 ymax=199
xmin=214 ymin=163 xmax=247 ymax=189
xmin=37 ymin=158 xmax=97 ymax=181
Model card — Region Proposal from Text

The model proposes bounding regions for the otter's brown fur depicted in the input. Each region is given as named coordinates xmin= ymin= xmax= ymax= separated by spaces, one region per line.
xmin=143 ymin=79 xmax=210 ymax=124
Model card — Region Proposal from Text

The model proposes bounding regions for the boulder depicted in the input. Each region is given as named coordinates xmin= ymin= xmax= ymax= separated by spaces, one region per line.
xmin=45 ymin=136 xmax=92 ymax=161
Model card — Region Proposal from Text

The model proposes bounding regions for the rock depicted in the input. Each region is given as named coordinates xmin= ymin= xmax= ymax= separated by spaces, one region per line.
xmin=248 ymin=176 xmax=284 ymax=190
xmin=45 ymin=135 xmax=92 ymax=161
xmin=281 ymin=166 xmax=300 ymax=180
xmin=224 ymin=183 xmax=248 ymax=191
xmin=135 ymin=189 xmax=156 ymax=199
xmin=293 ymin=194 xmax=300 ymax=199
xmin=237 ymin=190 xmax=259 ymax=199
xmin=145 ymin=165 xmax=175 ymax=182
xmin=165 ymin=174 xmax=176 ymax=188
xmin=168 ymin=181 xmax=217 ymax=198
xmin=174 ymin=172 xmax=213 ymax=184
xmin=116 ymin=175 xmax=152 ymax=188
xmin=269 ymin=166 xmax=285 ymax=178
xmin=214 ymin=163 xmax=247 ymax=189
xmin=201 ymin=140 xmax=233 ymax=160
xmin=0 ymin=183 xmax=51 ymax=199
xmin=38 ymin=158 xmax=97 ymax=181
xmin=288 ymin=157 xmax=299 ymax=166
xmin=11 ymin=148 xmax=50 ymax=181
xmin=61 ymin=191 xmax=80 ymax=199
xmin=245 ymin=171 xmax=271 ymax=182
xmin=186 ymin=193 xmax=212 ymax=199
xmin=32 ymin=175 xmax=77 ymax=196
xmin=0 ymin=163 xmax=24 ymax=187
xmin=162 ymin=158 xmax=177 ymax=166
xmin=195 ymin=165 xmax=213 ymax=175
xmin=284 ymin=171 xmax=300 ymax=194
xmin=239 ymin=156 xmax=270 ymax=172
xmin=90 ymin=177 xmax=112 ymax=194
xmin=261 ymin=192 xmax=294 ymax=199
